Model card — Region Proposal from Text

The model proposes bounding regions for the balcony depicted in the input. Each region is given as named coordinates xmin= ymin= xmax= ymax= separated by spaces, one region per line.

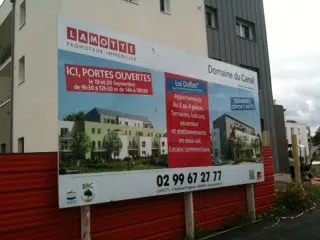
xmin=0 ymin=42 xmax=11 ymax=70
xmin=0 ymin=94 xmax=10 ymax=107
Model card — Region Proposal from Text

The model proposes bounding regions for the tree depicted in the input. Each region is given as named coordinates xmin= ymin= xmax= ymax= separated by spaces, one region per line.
xmin=312 ymin=127 xmax=320 ymax=145
xmin=71 ymin=131 xmax=91 ymax=162
xmin=104 ymin=132 xmax=123 ymax=160
xmin=251 ymin=138 xmax=260 ymax=155
xmin=235 ymin=136 xmax=246 ymax=159
xmin=64 ymin=111 xmax=86 ymax=121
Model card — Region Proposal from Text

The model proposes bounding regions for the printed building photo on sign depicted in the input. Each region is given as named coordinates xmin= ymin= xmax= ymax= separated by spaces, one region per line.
xmin=59 ymin=54 xmax=261 ymax=174
xmin=58 ymin=16 xmax=264 ymax=208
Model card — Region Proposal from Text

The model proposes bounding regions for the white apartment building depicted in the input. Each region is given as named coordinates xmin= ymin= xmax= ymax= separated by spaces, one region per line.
xmin=139 ymin=136 xmax=152 ymax=157
xmin=235 ymin=129 xmax=260 ymax=156
xmin=118 ymin=117 xmax=144 ymax=128
xmin=59 ymin=121 xmax=75 ymax=152
xmin=0 ymin=0 xmax=207 ymax=153
xmin=159 ymin=137 xmax=168 ymax=155
xmin=285 ymin=120 xmax=309 ymax=156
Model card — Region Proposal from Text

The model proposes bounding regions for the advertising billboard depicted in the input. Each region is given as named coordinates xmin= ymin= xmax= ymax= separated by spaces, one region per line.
xmin=58 ymin=16 xmax=264 ymax=208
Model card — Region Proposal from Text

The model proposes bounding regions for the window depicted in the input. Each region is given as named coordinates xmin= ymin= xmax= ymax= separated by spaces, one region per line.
xmin=160 ymin=0 xmax=170 ymax=14
xmin=205 ymin=6 xmax=218 ymax=29
xmin=19 ymin=56 xmax=25 ymax=84
xmin=92 ymin=128 xmax=95 ymax=134
xmin=129 ymin=131 xmax=131 ymax=135
xmin=92 ymin=141 xmax=96 ymax=149
xmin=142 ymin=151 xmax=146 ymax=155
xmin=1 ymin=144 xmax=6 ymax=154
xmin=18 ymin=137 xmax=24 ymax=153
xmin=98 ymin=141 xmax=101 ymax=148
xmin=98 ymin=128 xmax=101 ymax=134
xmin=236 ymin=18 xmax=255 ymax=40
xmin=162 ymin=141 xmax=165 ymax=147
xmin=299 ymin=139 xmax=301 ymax=144
xmin=20 ymin=0 xmax=26 ymax=28
xmin=142 ymin=141 xmax=146 ymax=147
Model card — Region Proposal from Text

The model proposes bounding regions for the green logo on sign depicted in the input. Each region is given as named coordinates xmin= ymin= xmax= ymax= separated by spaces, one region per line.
xmin=81 ymin=183 xmax=95 ymax=203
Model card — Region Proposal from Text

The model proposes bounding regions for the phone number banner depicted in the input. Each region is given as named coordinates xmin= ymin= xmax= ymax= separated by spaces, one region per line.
xmin=59 ymin=164 xmax=264 ymax=208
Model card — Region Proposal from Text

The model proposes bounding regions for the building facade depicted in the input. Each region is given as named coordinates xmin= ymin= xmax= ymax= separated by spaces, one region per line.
xmin=0 ymin=0 xmax=208 ymax=154
xmin=0 ymin=0 xmax=279 ymax=170
xmin=204 ymin=0 xmax=279 ymax=171
xmin=273 ymin=104 xmax=289 ymax=173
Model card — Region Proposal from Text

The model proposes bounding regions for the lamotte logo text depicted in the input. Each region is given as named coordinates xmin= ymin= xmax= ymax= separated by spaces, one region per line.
xmin=66 ymin=27 xmax=136 ymax=61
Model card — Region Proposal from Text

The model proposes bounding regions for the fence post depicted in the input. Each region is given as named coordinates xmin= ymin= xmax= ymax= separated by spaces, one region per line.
xmin=81 ymin=206 xmax=91 ymax=240
xmin=184 ymin=192 xmax=194 ymax=239
xmin=292 ymin=134 xmax=302 ymax=184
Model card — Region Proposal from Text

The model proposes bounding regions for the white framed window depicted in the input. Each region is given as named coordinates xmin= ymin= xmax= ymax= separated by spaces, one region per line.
xmin=18 ymin=56 xmax=25 ymax=85
xmin=142 ymin=141 xmax=146 ymax=148
xmin=142 ymin=151 xmax=146 ymax=155
xmin=160 ymin=0 xmax=170 ymax=14
xmin=124 ymin=0 xmax=139 ymax=4
xmin=205 ymin=6 xmax=218 ymax=29
xmin=19 ymin=0 xmax=26 ymax=28
xmin=236 ymin=18 xmax=255 ymax=40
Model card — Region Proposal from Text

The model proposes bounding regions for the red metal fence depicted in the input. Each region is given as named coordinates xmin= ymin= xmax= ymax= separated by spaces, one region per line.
xmin=0 ymin=148 xmax=275 ymax=240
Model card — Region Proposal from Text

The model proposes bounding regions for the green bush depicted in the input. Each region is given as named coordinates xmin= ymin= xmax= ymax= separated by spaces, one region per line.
xmin=304 ymin=182 xmax=320 ymax=201
xmin=276 ymin=182 xmax=312 ymax=212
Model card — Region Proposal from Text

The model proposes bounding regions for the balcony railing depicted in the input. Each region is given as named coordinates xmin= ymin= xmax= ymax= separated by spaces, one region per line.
xmin=0 ymin=94 xmax=10 ymax=107
xmin=0 ymin=42 xmax=11 ymax=68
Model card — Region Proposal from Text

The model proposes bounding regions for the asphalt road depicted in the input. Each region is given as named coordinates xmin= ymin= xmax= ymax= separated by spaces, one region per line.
xmin=212 ymin=202 xmax=320 ymax=240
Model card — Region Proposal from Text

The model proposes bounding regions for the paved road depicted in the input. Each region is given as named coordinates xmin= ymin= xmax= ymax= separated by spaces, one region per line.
xmin=212 ymin=203 xmax=320 ymax=240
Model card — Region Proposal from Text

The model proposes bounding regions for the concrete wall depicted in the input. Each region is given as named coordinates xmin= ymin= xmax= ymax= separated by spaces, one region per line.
xmin=9 ymin=0 xmax=208 ymax=153
xmin=273 ymin=105 xmax=289 ymax=173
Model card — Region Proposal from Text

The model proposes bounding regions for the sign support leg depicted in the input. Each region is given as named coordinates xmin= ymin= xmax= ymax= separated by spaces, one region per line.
xmin=246 ymin=184 xmax=256 ymax=220
xmin=184 ymin=192 xmax=195 ymax=240
xmin=81 ymin=206 xmax=91 ymax=240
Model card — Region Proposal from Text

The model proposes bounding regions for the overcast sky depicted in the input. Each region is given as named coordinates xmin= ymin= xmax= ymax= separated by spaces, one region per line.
xmin=264 ymin=0 xmax=320 ymax=134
